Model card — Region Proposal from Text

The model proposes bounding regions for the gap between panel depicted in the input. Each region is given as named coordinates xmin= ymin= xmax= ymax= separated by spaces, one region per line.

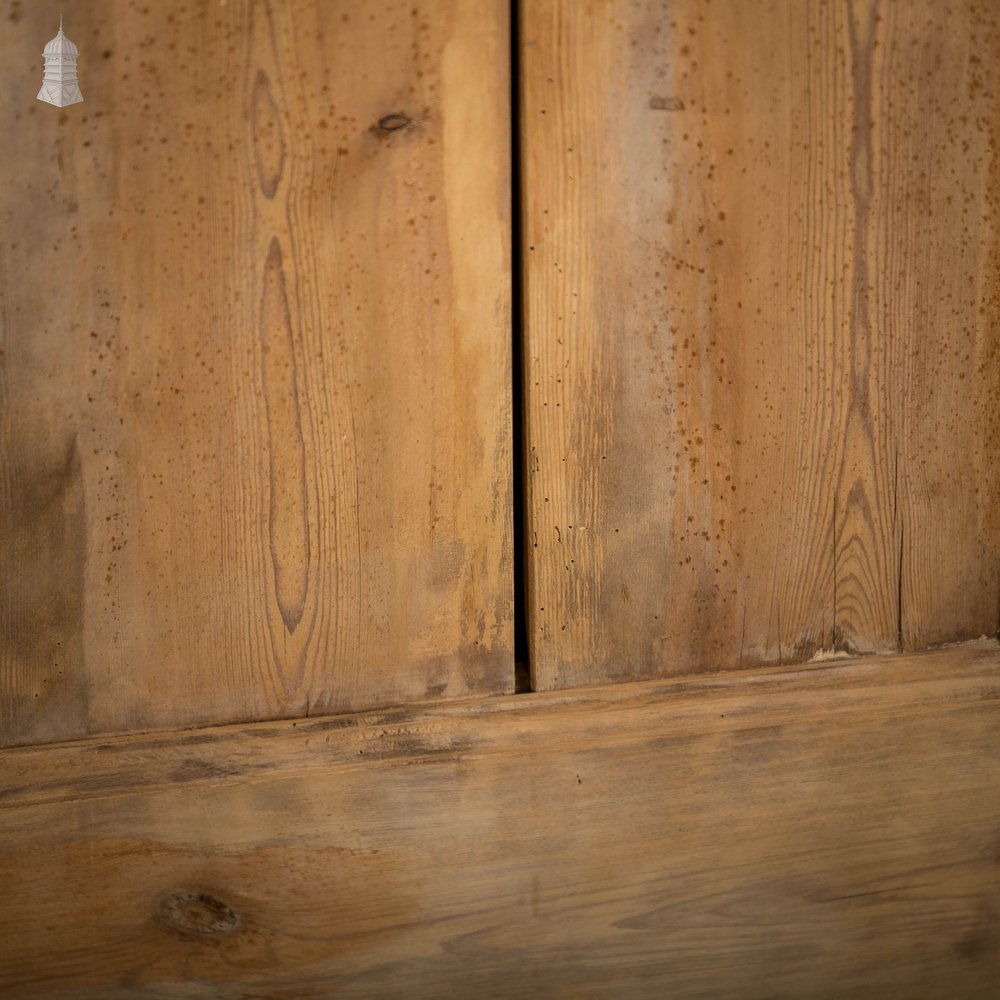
xmin=511 ymin=0 xmax=531 ymax=693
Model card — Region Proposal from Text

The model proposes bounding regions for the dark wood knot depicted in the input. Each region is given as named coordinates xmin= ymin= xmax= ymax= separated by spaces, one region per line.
xmin=377 ymin=113 xmax=412 ymax=133
xmin=158 ymin=890 xmax=241 ymax=936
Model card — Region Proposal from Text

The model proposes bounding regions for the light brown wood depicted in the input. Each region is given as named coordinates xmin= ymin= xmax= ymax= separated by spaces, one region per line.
xmin=0 ymin=0 xmax=513 ymax=746
xmin=521 ymin=0 xmax=1000 ymax=688
xmin=0 ymin=641 xmax=998 ymax=998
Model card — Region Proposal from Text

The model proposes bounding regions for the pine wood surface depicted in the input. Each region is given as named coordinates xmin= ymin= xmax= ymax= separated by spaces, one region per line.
xmin=521 ymin=0 xmax=1000 ymax=688
xmin=0 ymin=1 xmax=513 ymax=747
xmin=0 ymin=641 xmax=998 ymax=998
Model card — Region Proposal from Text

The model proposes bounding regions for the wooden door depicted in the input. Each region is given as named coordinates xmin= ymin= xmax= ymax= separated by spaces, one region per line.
xmin=521 ymin=0 xmax=1000 ymax=689
xmin=0 ymin=0 xmax=513 ymax=746
xmin=2 ymin=4 xmax=1000 ymax=996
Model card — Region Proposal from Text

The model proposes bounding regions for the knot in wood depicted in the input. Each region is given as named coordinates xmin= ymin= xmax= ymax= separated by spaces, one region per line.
xmin=377 ymin=113 xmax=412 ymax=133
xmin=158 ymin=890 xmax=241 ymax=936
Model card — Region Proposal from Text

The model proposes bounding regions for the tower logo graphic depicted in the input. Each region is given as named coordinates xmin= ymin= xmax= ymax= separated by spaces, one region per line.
xmin=38 ymin=19 xmax=84 ymax=108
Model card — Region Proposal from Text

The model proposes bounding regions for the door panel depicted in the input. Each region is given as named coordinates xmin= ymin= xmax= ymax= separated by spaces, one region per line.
xmin=2 ymin=643 xmax=999 ymax=998
xmin=0 ymin=0 xmax=513 ymax=746
xmin=521 ymin=0 xmax=1000 ymax=688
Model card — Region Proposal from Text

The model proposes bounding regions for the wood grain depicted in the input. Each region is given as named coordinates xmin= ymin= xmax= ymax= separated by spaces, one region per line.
xmin=521 ymin=0 xmax=1000 ymax=688
xmin=1 ymin=641 xmax=998 ymax=998
xmin=0 ymin=0 xmax=513 ymax=746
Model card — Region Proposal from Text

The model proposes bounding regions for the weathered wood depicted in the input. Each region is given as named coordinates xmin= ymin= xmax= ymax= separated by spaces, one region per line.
xmin=0 ymin=1 xmax=513 ymax=746
xmin=0 ymin=642 xmax=998 ymax=998
xmin=521 ymin=0 xmax=1000 ymax=688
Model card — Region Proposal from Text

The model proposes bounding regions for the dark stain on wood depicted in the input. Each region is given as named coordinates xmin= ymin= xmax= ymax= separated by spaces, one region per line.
xmin=169 ymin=759 xmax=243 ymax=783
xmin=0 ymin=430 xmax=88 ymax=745
xmin=648 ymin=95 xmax=684 ymax=111
xmin=952 ymin=899 xmax=999 ymax=963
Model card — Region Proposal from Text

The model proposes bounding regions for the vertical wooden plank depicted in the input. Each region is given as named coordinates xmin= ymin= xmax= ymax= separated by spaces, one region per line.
xmin=878 ymin=1 xmax=1000 ymax=648
xmin=522 ymin=0 xmax=1000 ymax=688
xmin=0 ymin=0 xmax=512 ymax=746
